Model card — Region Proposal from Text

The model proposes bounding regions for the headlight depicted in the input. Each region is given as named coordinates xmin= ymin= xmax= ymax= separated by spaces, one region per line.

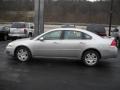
xmin=7 ymin=43 xmax=15 ymax=48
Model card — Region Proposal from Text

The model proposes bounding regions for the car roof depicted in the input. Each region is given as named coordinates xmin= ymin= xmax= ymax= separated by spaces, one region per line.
xmin=49 ymin=28 xmax=95 ymax=35
xmin=51 ymin=28 xmax=83 ymax=31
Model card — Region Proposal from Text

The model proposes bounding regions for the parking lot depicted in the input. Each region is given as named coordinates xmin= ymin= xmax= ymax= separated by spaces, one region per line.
xmin=0 ymin=40 xmax=120 ymax=90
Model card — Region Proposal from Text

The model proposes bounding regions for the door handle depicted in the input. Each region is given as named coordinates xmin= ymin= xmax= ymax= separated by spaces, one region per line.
xmin=80 ymin=42 xmax=85 ymax=45
xmin=53 ymin=42 xmax=58 ymax=44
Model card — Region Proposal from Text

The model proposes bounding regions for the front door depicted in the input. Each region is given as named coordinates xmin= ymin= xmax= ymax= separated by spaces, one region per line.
xmin=33 ymin=30 xmax=63 ymax=57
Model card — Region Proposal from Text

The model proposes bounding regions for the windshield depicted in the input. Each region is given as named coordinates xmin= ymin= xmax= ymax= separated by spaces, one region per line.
xmin=11 ymin=23 xmax=26 ymax=28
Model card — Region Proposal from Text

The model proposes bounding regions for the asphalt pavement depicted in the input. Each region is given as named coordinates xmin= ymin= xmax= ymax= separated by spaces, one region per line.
xmin=0 ymin=40 xmax=120 ymax=90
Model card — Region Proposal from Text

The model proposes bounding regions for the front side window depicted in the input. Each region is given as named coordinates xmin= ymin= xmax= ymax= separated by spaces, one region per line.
xmin=63 ymin=30 xmax=92 ymax=40
xmin=42 ymin=30 xmax=62 ymax=40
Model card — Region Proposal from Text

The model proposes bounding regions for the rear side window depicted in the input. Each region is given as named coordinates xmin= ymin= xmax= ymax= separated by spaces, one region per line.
xmin=82 ymin=33 xmax=92 ymax=39
xmin=11 ymin=23 xmax=26 ymax=28
xmin=63 ymin=30 xmax=92 ymax=40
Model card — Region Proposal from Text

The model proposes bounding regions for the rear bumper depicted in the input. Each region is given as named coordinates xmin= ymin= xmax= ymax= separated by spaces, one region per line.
xmin=101 ymin=47 xmax=118 ymax=59
xmin=9 ymin=34 xmax=27 ymax=38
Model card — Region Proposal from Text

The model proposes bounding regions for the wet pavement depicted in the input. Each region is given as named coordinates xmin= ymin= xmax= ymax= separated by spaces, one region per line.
xmin=0 ymin=40 xmax=120 ymax=90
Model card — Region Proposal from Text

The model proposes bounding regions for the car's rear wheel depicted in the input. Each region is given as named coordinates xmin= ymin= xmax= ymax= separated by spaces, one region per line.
xmin=15 ymin=47 xmax=31 ymax=62
xmin=82 ymin=50 xmax=100 ymax=66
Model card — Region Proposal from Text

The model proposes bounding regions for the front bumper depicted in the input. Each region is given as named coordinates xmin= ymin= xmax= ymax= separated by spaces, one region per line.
xmin=5 ymin=47 xmax=15 ymax=56
xmin=9 ymin=34 xmax=27 ymax=38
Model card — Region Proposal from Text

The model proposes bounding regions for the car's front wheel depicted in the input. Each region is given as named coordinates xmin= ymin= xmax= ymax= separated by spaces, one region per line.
xmin=15 ymin=47 xmax=32 ymax=62
xmin=82 ymin=50 xmax=100 ymax=66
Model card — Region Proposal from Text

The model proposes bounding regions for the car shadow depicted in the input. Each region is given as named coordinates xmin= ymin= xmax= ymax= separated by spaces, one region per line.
xmin=7 ymin=57 xmax=113 ymax=70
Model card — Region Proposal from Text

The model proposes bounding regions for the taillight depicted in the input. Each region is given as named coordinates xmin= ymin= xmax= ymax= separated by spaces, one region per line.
xmin=24 ymin=29 xmax=27 ymax=34
xmin=111 ymin=40 xmax=117 ymax=46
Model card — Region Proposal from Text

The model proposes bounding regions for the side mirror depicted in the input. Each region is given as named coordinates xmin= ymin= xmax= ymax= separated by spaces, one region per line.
xmin=39 ymin=37 xmax=44 ymax=41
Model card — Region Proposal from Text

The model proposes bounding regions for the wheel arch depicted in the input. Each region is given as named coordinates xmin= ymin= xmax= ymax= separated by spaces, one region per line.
xmin=14 ymin=45 xmax=32 ymax=56
xmin=81 ymin=48 xmax=101 ymax=59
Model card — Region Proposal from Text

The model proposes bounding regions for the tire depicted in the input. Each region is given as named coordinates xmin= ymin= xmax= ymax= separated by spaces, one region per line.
xmin=82 ymin=50 xmax=100 ymax=66
xmin=15 ymin=47 xmax=32 ymax=62
xmin=3 ymin=35 xmax=8 ymax=41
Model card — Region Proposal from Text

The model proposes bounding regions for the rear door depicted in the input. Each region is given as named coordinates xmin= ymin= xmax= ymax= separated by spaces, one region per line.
xmin=60 ymin=30 xmax=92 ymax=58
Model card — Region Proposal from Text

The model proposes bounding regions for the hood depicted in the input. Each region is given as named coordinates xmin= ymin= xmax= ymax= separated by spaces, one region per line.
xmin=11 ymin=38 xmax=31 ymax=43
xmin=7 ymin=38 xmax=34 ymax=48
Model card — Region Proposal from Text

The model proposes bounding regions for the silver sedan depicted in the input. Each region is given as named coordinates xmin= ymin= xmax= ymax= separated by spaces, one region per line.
xmin=6 ymin=28 xmax=118 ymax=66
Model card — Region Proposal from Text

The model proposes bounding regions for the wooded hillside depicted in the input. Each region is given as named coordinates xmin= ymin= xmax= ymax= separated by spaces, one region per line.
xmin=0 ymin=0 xmax=120 ymax=24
